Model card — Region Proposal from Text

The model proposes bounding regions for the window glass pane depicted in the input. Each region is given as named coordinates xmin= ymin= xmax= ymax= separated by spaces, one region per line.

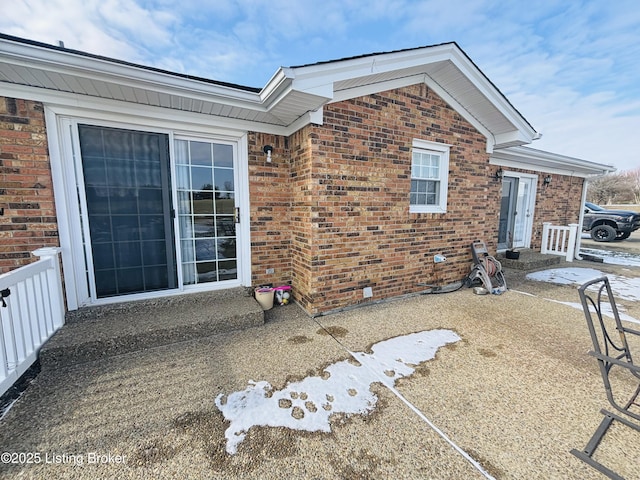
xmin=181 ymin=240 xmax=195 ymax=262
xmin=136 ymin=160 xmax=162 ymax=188
xmin=175 ymin=140 xmax=189 ymax=165
xmin=179 ymin=215 xmax=193 ymax=238
xmin=117 ymin=267 xmax=144 ymax=293
xmin=138 ymin=188 xmax=164 ymax=214
xmin=111 ymin=215 xmax=140 ymax=242
xmin=412 ymin=150 xmax=441 ymax=180
xmin=139 ymin=215 xmax=165 ymax=240
xmin=182 ymin=262 xmax=196 ymax=285
xmin=197 ymin=262 xmax=218 ymax=282
xmin=83 ymin=158 xmax=107 ymax=186
xmin=191 ymin=167 xmax=213 ymax=192
xmin=177 ymin=191 xmax=192 ymax=215
xmin=142 ymin=240 xmax=168 ymax=266
xmin=217 ymin=238 xmax=236 ymax=260
xmin=218 ymin=260 xmax=237 ymax=280
xmin=214 ymin=167 xmax=234 ymax=193
xmin=216 ymin=216 xmax=235 ymax=236
xmin=194 ymin=216 xmax=215 ymax=237
xmin=102 ymin=130 xmax=133 ymax=160
xmin=190 ymin=142 xmax=213 ymax=166
xmin=195 ymin=239 xmax=217 ymax=261
xmin=85 ymin=187 xmax=110 ymax=214
xmin=114 ymin=242 xmax=142 ymax=268
xmin=213 ymin=144 xmax=233 ymax=168
xmin=176 ymin=165 xmax=190 ymax=190
xmin=193 ymin=196 xmax=214 ymax=215
xmin=216 ymin=194 xmax=235 ymax=214
xmin=144 ymin=266 xmax=169 ymax=290
xmin=89 ymin=215 xmax=112 ymax=243
xmin=93 ymin=244 xmax=114 ymax=270
xmin=108 ymin=159 xmax=136 ymax=187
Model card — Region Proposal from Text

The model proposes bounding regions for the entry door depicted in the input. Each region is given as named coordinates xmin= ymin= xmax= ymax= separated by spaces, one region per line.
xmin=498 ymin=175 xmax=536 ymax=250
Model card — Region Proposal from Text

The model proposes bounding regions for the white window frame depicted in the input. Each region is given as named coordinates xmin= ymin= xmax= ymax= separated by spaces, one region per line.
xmin=410 ymin=139 xmax=450 ymax=214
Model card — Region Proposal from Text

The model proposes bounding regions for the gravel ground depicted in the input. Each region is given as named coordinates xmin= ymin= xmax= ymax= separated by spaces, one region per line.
xmin=0 ymin=257 xmax=639 ymax=479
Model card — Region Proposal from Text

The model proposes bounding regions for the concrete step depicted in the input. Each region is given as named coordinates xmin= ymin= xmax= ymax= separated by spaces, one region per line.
xmin=497 ymin=249 xmax=562 ymax=271
xmin=39 ymin=287 xmax=264 ymax=371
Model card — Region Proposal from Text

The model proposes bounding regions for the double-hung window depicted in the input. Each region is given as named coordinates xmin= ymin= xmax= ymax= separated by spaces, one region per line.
xmin=410 ymin=139 xmax=450 ymax=213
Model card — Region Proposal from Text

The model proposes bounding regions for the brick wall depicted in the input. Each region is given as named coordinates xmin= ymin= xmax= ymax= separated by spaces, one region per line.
xmin=0 ymin=97 xmax=58 ymax=273
xmin=531 ymin=171 xmax=585 ymax=249
xmin=248 ymin=132 xmax=292 ymax=289
xmin=296 ymin=84 xmax=499 ymax=314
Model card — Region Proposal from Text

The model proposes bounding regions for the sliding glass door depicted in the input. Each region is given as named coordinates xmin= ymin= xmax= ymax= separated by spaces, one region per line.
xmin=72 ymin=123 xmax=242 ymax=303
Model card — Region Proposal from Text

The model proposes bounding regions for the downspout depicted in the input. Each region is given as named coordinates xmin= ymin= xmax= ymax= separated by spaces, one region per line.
xmin=574 ymin=177 xmax=589 ymax=260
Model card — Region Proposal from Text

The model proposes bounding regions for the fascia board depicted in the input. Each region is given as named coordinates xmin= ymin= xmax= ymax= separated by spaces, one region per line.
xmin=422 ymin=75 xmax=495 ymax=151
xmin=289 ymin=44 xmax=456 ymax=89
xmin=493 ymin=130 xmax=534 ymax=148
xmin=1 ymin=39 xmax=265 ymax=109
xmin=447 ymin=49 xmax=537 ymax=140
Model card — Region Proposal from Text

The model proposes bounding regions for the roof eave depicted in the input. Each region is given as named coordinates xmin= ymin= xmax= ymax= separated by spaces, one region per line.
xmin=491 ymin=145 xmax=616 ymax=177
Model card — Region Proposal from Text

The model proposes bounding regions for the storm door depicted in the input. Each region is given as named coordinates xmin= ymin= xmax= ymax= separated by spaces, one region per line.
xmin=498 ymin=174 xmax=536 ymax=250
xmin=78 ymin=125 xmax=177 ymax=298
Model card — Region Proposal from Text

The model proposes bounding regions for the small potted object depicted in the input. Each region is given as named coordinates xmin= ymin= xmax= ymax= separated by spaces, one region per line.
xmin=505 ymin=233 xmax=520 ymax=259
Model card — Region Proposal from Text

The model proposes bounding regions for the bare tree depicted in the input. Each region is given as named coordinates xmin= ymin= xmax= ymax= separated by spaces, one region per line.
xmin=587 ymin=173 xmax=634 ymax=205
xmin=622 ymin=168 xmax=640 ymax=204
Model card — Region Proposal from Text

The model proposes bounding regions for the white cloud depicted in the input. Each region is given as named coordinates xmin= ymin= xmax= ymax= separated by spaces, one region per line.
xmin=1 ymin=0 xmax=638 ymax=171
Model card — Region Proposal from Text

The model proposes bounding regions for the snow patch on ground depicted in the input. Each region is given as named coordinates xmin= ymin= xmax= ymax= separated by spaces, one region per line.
xmin=215 ymin=329 xmax=460 ymax=454
xmin=526 ymin=267 xmax=640 ymax=302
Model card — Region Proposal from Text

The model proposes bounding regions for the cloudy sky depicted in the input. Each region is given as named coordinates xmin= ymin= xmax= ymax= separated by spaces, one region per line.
xmin=1 ymin=0 xmax=638 ymax=172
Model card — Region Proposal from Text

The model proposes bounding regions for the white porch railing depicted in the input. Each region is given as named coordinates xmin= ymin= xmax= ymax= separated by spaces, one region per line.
xmin=0 ymin=247 xmax=65 ymax=397
xmin=541 ymin=223 xmax=579 ymax=262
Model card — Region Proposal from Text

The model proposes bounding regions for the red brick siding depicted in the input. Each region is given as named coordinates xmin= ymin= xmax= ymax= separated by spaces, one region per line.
xmin=529 ymin=170 xmax=584 ymax=249
xmin=248 ymin=132 xmax=292 ymax=288
xmin=288 ymin=127 xmax=317 ymax=311
xmin=298 ymin=84 xmax=499 ymax=313
xmin=0 ymin=97 xmax=58 ymax=273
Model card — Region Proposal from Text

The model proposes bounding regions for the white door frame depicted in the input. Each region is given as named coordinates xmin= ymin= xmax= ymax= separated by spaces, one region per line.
xmin=500 ymin=171 xmax=538 ymax=250
xmin=45 ymin=105 xmax=251 ymax=310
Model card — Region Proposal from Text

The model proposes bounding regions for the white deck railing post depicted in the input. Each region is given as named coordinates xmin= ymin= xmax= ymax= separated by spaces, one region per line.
xmin=541 ymin=222 xmax=551 ymax=254
xmin=540 ymin=223 xmax=578 ymax=262
xmin=0 ymin=247 xmax=65 ymax=397
xmin=32 ymin=247 xmax=65 ymax=330
xmin=567 ymin=224 xmax=579 ymax=262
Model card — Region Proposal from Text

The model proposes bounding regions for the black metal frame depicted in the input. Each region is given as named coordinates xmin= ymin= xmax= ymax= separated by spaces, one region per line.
xmin=571 ymin=276 xmax=640 ymax=479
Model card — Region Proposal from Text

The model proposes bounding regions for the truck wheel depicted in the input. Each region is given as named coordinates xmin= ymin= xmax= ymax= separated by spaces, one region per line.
xmin=590 ymin=225 xmax=617 ymax=242
xmin=614 ymin=231 xmax=631 ymax=241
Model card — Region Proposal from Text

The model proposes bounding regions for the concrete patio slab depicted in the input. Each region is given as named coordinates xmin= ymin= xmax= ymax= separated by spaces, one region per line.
xmin=1 ymin=259 xmax=639 ymax=479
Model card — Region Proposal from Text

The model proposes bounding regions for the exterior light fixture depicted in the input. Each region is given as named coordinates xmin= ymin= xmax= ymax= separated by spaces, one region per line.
xmin=495 ymin=167 xmax=503 ymax=179
xmin=544 ymin=175 xmax=552 ymax=186
xmin=263 ymin=145 xmax=273 ymax=162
